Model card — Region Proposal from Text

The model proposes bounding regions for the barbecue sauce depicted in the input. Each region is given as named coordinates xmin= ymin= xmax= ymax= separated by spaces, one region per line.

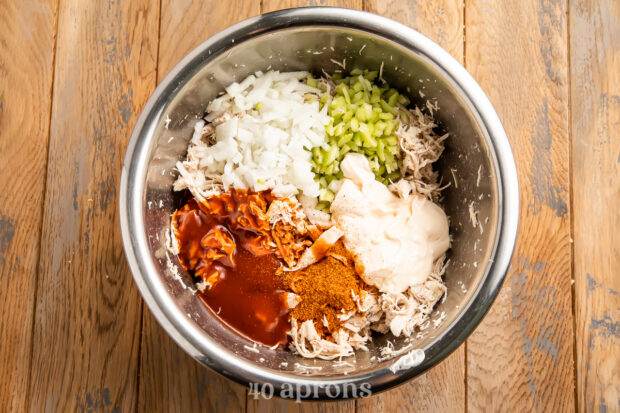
xmin=172 ymin=196 xmax=290 ymax=347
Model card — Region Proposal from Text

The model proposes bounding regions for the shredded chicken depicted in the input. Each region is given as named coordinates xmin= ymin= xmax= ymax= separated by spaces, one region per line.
xmin=174 ymin=117 xmax=228 ymax=202
xmin=391 ymin=106 xmax=449 ymax=201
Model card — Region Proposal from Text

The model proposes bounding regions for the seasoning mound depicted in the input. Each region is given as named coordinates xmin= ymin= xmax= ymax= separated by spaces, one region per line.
xmin=283 ymin=242 xmax=366 ymax=337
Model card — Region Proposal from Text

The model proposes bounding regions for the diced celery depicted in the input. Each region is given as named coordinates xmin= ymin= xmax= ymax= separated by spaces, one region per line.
xmin=380 ymin=99 xmax=398 ymax=115
xmin=316 ymin=200 xmax=330 ymax=210
xmin=355 ymin=106 xmax=367 ymax=122
xmin=364 ymin=70 xmax=378 ymax=81
xmin=377 ymin=139 xmax=386 ymax=162
xmin=387 ymin=171 xmax=401 ymax=182
xmin=352 ymin=91 xmax=364 ymax=104
xmin=398 ymin=95 xmax=410 ymax=106
xmin=337 ymin=133 xmax=353 ymax=146
xmin=340 ymin=144 xmax=352 ymax=155
xmin=319 ymin=189 xmax=335 ymax=203
xmin=307 ymin=77 xmax=318 ymax=88
xmin=333 ymin=122 xmax=345 ymax=137
xmin=385 ymin=136 xmax=398 ymax=146
xmin=388 ymin=92 xmax=399 ymax=107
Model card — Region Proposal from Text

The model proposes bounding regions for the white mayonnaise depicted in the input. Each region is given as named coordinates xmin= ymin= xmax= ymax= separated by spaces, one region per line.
xmin=330 ymin=153 xmax=450 ymax=294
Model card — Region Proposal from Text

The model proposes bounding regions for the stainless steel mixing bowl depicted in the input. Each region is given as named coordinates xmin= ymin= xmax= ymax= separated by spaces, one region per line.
xmin=119 ymin=7 xmax=518 ymax=399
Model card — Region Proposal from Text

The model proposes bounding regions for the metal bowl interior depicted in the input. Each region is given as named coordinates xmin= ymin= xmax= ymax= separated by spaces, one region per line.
xmin=120 ymin=8 xmax=518 ymax=398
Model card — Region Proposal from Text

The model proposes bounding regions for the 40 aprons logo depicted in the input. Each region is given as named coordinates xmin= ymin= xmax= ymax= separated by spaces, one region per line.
xmin=248 ymin=382 xmax=372 ymax=402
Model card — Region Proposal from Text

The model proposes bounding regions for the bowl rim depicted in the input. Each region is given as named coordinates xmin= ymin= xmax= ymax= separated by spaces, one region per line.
xmin=119 ymin=6 xmax=519 ymax=399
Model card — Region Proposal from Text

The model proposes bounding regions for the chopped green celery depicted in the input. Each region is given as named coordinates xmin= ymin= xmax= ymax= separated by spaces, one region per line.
xmin=358 ymin=123 xmax=370 ymax=138
xmin=379 ymin=99 xmax=399 ymax=115
xmin=384 ymin=119 xmax=397 ymax=136
xmin=306 ymin=76 xmax=318 ymax=88
xmin=377 ymin=139 xmax=386 ymax=162
xmin=324 ymin=145 xmax=339 ymax=166
xmin=364 ymin=70 xmax=378 ymax=81
xmin=312 ymin=70 xmax=416 ymax=188
xmin=398 ymin=95 xmax=410 ymax=106
xmin=399 ymin=109 xmax=411 ymax=125
xmin=355 ymin=106 xmax=367 ymax=122
xmin=363 ymin=103 xmax=373 ymax=119
xmin=362 ymin=77 xmax=372 ymax=91
xmin=384 ymin=88 xmax=399 ymax=99
xmin=385 ymin=136 xmax=398 ymax=146
xmin=362 ymin=134 xmax=377 ymax=148
xmin=330 ymin=96 xmax=346 ymax=109
xmin=337 ymin=133 xmax=353 ymax=146
xmin=369 ymin=108 xmax=381 ymax=123
xmin=312 ymin=146 xmax=321 ymax=162
xmin=333 ymin=122 xmax=345 ymax=137
xmin=372 ymin=123 xmax=384 ymax=138
xmin=342 ymin=86 xmax=351 ymax=105
xmin=319 ymin=189 xmax=335 ymax=203
xmin=316 ymin=200 xmax=330 ymax=210
xmin=254 ymin=102 xmax=263 ymax=111
xmin=387 ymin=171 xmax=401 ymax=182
xmin=388 ymin=145 xmax=400 ymax=156
xmin=366 ymin=122 xmax=375 ymax=137
xmin=388 ymin=92 xmax=399 ymax=107
xmin=342 ymin=109 xmax=353 ymax=123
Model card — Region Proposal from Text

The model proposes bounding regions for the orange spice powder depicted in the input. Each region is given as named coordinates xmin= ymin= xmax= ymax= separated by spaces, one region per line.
xmin=282 ymin=241 xmax=368 ymax=337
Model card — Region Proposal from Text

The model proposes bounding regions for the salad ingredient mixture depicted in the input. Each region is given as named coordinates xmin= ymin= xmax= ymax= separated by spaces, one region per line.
xmin=169 ymin=69 xmax=451 ymax=360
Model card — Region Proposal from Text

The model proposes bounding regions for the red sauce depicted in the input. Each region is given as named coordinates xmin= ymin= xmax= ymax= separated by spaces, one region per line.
xmin=172 ymin=196 xmax=290 ymax=347
xmin=198 ymin=243 xmax=289 ymax=347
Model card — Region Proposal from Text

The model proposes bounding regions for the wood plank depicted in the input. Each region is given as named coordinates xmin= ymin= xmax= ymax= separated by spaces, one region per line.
xmin=261 ymin=0 xmax=363 ymax=11
xmin=27 ymin=1 xmax=159 ymax=411
xmin=136 ymin=1 xmax=259 ymax=412
xmin=0 ymin=1 xmax=57 ymax=411
xmin=359 ymin=1 xmax=465 ymax=411
xmin=251 ymin=1 xmax=363 ymax=411
xmin=465 ymin=1 xmax=575 ymax=411
xmin=570 ymin=1 xmax=620 ymax=411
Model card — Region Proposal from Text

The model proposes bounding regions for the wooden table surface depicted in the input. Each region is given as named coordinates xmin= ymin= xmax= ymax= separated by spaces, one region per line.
xmin=1 ymin=0 xmax=618 ymax=412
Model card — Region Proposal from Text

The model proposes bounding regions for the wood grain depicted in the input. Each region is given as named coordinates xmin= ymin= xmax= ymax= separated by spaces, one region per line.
xmin=0 ymin=1 xmax=57 ymax=412
xmin=262 ymin=0 xmax=363 ymax=10
xmin=358 ymin=1 xmax=466 ymax=411
xmin=570 ymin=1 xmax=620 ymax=411
xmin=136 ymin=1 xmax=259 ymax=412
xmin=26 ymin=1 xmax=159 ymax=411
xmin=465 ymin=1 xmax=575 ymax=411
